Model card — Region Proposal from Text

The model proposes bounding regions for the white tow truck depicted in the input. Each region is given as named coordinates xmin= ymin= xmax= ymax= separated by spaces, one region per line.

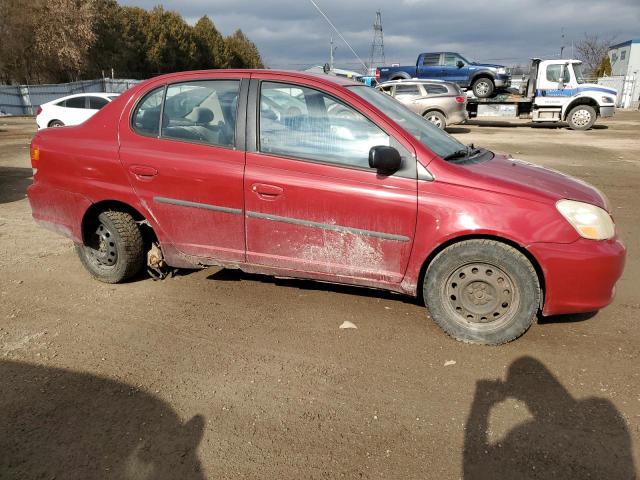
xmin=466 ymin=58 xmax=617 ymax=130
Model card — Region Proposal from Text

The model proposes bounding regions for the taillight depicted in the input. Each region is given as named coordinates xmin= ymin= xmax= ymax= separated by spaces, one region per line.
xmin=36 ymin=106 xmax=42 ymax=116
xmin=30 ymin=144 xmax=40 ymax=169
xmin=455 ymin=96 xmax=466 ymax=103
xmin=375 ymin=68 xmax=380 ymax=80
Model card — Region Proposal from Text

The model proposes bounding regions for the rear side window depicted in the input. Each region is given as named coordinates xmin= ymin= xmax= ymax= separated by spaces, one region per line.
xmin=421 ymin=54 xmax=440 ymax=66
xmin=426 ymin=84 xmax=448 ymax=95
xmin=161 ymin=80 xmax=239 ymax=148
xmin=65 ymin=96 xmax=87 ymax=109
xmin=132 ymin=87 xmax=165 ymax=136
xmin=89 ymin=97 xmax=109 ymax=110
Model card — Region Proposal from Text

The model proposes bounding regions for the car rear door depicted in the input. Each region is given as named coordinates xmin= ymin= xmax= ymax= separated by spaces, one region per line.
xmin=417 ymin=53 xmax=442 ymax=79
xmin=118 ymin=73 xmax=249 ymax=262
xmin=243 ymin=75 xmax=418 ymax=284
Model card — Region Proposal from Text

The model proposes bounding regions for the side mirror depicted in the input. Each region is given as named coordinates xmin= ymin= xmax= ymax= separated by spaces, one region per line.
xmin=456 ymin=60 xmax=465 ymax=68
xmin=369 ymin=146 xmax=402 ymax=173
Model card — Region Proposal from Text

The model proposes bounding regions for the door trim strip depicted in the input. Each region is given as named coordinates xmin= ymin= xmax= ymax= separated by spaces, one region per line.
xmin=246 ymin=211 xmax=410 ymax=242
xmin=153 ymin=196 xmax=242 ymax=215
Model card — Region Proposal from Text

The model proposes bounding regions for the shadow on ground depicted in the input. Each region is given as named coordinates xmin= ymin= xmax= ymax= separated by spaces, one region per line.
xmin=206 ymin=268 xmax=421 ymax=305
xmin=0 ymin=166 xmax=32 ymax=204
xmin=464 ymin=356 xmax=636 ymax=479
xmin=538 ymin=311 xmax=599 ymax=324
xmin=0 ymin=360 xmax=205 ymax=479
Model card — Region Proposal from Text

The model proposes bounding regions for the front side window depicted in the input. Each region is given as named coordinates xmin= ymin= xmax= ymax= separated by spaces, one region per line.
xmin=132 ymin=87 xmax=165 ymax=136
xmin=161 ymin=80 xmax=239 ymax=148
xmin=259 ymin=82 xmax=389 ymax=169
xmin=443 ymin=54 xmax=462 ymax=67
xmin=394 ymin=84 xmax=421 ymax=96
xmin=89 ymin=97 xmax=109 ymax=110
xmin=546 ymin=64 xmax=571 ymax=84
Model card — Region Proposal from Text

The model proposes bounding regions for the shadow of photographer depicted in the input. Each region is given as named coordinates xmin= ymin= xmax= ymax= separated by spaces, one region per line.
xmin=464 ymin=356 xmax=636 ymax=479
xmin=0 ymin=360 xmax=205 ymax=479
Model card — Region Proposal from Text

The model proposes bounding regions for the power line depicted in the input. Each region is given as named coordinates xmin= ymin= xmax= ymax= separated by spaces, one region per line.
xmin=307 ymin=0 xmax=368 ymax=71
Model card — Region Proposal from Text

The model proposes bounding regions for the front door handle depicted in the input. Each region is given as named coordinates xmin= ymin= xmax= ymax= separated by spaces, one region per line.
xmin=251 ymin=183 xmax=283 ymax=199
xmin=129 ymin=165 xmax=158 ymax=178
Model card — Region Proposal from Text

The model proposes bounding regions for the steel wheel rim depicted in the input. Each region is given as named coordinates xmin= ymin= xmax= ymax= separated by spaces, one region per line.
xmin=87 ymin=222 xmax=118 ymax=267
xmin=571 ymin=109 xmax=591 ymax=127
xmin=475 ymin=81 xmax=490 ymax=96
xmin=442 ymin=262 xmax=519 ymax=330
xmin=427 ymin=114 xmax=443 ymax=128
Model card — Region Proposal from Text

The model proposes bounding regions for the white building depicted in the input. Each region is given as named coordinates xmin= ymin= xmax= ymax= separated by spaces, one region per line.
xmin=608 ymin=38 xmax=640 ymax=108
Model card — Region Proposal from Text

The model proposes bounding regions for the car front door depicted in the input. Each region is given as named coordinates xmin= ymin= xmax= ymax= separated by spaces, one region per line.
xmin=441 ymin=53 xmax=467 ymax=85
xmin=118 ymin=74 xmax=248 ymax=262
xmin=243 ymin=76 xmax=418 ymax=284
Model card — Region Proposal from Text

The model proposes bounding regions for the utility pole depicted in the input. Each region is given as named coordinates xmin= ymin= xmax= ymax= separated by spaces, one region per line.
xmin=329 ymin=36 xmax=337 ymax=71
xmin=368 ymin=10 xmax=385 ymax=75
xmin=560 ymin=27 xmax=565 ymax=58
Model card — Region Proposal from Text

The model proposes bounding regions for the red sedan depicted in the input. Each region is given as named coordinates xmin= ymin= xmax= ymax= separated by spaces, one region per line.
xmin=28 ymin=70 xmax=626 ymax=344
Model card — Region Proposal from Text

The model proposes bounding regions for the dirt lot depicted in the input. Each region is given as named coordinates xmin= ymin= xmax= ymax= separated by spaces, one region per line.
xmin=1 ymin=113 xmax=639 ymax=479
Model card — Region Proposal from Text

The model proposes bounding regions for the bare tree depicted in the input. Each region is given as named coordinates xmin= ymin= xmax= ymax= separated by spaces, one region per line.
xmin=574 ymin=33 xmax=617 ymax=76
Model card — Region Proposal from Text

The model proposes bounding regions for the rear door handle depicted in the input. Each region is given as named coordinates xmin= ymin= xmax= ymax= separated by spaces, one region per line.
xmin=251 ymin=183 xmax=283 ymax=199
xmin=129 ymin=165 xmax=158 ymax=178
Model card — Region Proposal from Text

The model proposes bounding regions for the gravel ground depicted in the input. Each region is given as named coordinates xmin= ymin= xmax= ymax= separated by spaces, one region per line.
xmin=1 ymin=113 xmax=638 ymax=479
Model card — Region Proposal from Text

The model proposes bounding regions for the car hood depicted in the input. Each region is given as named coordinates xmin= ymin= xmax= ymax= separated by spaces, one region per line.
xmin=459 ymin=154 xmax=609 ymax=211
xmin=470 ymin=62 xmax=504 ymax=70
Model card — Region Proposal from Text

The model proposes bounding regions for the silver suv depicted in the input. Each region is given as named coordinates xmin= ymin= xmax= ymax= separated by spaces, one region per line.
xmin=376 ymin=80 xmax=468 ymax=129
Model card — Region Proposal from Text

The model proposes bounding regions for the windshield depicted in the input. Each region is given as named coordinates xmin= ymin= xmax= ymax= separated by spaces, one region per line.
xmin=348 ymin=85 xmax=467 ymax=159
xmin=573 ymin=63 xmax=586 ymax=84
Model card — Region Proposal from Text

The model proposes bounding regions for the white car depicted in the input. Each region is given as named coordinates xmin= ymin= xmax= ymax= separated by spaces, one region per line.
xmin=36 ymin=93 xmax=119 ymax=129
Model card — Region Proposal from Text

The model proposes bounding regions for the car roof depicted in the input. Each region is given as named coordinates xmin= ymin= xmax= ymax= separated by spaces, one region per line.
xmin=146 ymin=69 xmax=363 ymax=87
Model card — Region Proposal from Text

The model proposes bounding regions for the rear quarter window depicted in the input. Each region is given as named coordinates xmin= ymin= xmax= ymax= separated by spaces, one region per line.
xmin=426 ymin=84 xmax=448 ymax=95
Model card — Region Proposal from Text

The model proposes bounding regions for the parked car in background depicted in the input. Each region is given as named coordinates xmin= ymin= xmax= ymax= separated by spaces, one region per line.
xmin=376 ymin=79 xmax=467 ymax=129
xmin=28 ymin=70 xmax=625 ymax=345
xmin=376 ymin=52 xmax=511 ymax=98
xmin=36 ymin=93 xmax=119 ymax=129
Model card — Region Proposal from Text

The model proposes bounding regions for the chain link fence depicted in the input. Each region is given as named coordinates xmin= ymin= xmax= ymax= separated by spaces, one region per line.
xmin=0 ymin=78 xmax=142 ymax=116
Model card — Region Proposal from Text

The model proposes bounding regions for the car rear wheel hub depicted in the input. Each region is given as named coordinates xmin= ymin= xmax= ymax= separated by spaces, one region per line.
xmin=88 ymin=223 xmax=118 ymax=266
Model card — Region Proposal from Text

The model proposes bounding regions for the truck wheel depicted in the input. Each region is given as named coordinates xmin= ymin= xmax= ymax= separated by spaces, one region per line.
xmin=567 ymin=105 xmax=596 ymax=130
xmin=471 ymin=78 xmax=494 ymax=98
xmin=423 ymin=110 xmax=446 ymax=129
xmin=76 ymin=210 xmax=145 ymax=283
xmin=49 ymin=120 xmax=65 ymax=127
xmin=423 ymin=239 xmax=540 ymax=345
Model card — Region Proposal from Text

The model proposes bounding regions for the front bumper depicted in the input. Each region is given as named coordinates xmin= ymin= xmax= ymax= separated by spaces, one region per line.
xmin=494 ymin=74 xmax=512 ymax=88
xmin=528 ymin=237 xmax=626 ymax=316
xmin=600 ymin=106 xmax=615 ymax=118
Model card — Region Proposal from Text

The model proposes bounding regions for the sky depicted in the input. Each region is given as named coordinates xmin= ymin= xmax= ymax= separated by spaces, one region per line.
xmin=119 ymin=0 xmax=640 ymax=70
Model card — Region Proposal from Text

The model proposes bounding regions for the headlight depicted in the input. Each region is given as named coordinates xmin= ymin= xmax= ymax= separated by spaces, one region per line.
xmin=556 ymin=199 xmax=615 ymax=240
xmin=496 ymin=67 xmax=507 ymax=75
xmin=601 ymin=96 xmax=615 ymax=104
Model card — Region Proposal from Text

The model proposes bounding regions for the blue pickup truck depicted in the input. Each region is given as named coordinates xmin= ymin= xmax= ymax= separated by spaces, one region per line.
xmin=375 ymin=52 xmax=511 ymax=98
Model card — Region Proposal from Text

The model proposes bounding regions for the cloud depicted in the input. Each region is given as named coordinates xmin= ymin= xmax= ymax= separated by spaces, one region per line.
xmin=119 ymin=0 xmax=640 ymax=70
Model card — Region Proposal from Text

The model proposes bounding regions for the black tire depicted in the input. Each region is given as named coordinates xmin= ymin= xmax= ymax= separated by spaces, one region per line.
xmin=423 ymin=239 xmax=540 ymax=345
xmin=76 ymin=210 xmax=145 ymax=283
xmin=49 ymin=120 xmax=65 ymax=127
xmin=566 ymin=105 xmax=597 ymax=130
xmin=471 ymin=77 xmax=495 ymax=98
xmin=423 ymin=110 xmax=447 ymax=129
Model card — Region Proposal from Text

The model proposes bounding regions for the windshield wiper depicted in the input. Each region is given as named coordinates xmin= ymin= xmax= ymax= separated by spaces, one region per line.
xmin=443 ymin=144 xmax=483 ymax=161
xmin=443 ymin=148 xmax=470 ymax=161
